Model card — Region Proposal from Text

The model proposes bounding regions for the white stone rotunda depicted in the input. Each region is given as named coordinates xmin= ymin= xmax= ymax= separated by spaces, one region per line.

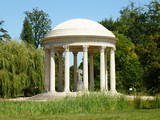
xmin=43 ymin=18 xmax=118 ymax=93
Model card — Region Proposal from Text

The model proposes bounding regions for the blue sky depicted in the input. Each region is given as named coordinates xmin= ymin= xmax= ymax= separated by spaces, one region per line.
xmin=0 ymin=0 xmax=150 ymax=40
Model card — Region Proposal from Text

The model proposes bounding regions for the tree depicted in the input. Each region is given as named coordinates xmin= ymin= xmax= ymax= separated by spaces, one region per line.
xmin=99 ymin=17 xmax=117 ymax=32
xmin=0 ymin=20 xmax=11 ymax=40
xmin=24 ymin=8 xmax=52 ymax=48
xmin=117 ymin=2 xmax=147 ymax=45
xmin=100 ymin=0 xmax=160 ymax=95
xmin=0 ymin=41 xmax=44 ymax=98
xmin=114 ymin=33 xmax=142 ymax=93
xmin=117 ymin=0 xmax=160 ymax=94
xmin=21 ymin=17 xmax=34 ymax=45
xmin=115 ymin=0 xmax=160 ymax=44
xmin=136 ymin=34 xmax=160 ymax=94
xmin=145 ymin=0 xmax=160 ymax=35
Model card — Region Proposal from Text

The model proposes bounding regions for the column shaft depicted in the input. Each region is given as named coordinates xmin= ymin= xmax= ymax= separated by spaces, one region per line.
xmin=44 ymin=49 xmax=50 ymax=92
xmin=110 ymin=48 xmax=116 ymax=92
xmin=100 ymin=46 xmax=106 ymax=91
xmin=73 ymin=52 xmax=78 ymax=91
xmin=89 ymin=52 xmax=94 ymax=91
xmin=83 ymin=45 xmax=89 ymax=91
xmin=50 ymin=48 xmax=55 ymax=92
xmin=105 ymin=50 xmax=108 ymax=91
xmin=64 ymin=46 xmax=70 ymax=92
xmin=58 ymin=51 xmax=63 ymax=92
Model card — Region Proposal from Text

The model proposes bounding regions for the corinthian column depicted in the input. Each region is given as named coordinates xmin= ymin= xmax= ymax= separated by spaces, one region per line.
xmin=58 ymin=51 xmax=63 ymax=92
xmin=100 ymin=46 xmax=106 ymax=91
xmin=73 ymin=52 xmax=78 ymax=91
xmin=44 ymin=49 xmax=50 ymax=92
xmin=50 ymin=48 xmax=56 ymax=92
xmin=105 ymin=50 xmax=108 ymax=91
xmin=110 ymin=48 xmax=116 ymax=92
xmin=83 ymin=45 xmax=89 ymax=91
xmin=89 ymin=52 xmax=94 ymax=91
xmin=64 ymin=46 xmax=70 ymax=92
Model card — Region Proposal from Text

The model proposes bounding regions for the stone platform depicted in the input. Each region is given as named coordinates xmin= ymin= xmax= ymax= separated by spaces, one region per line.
xmin=7 ymin=92 xmax=155 ymax=101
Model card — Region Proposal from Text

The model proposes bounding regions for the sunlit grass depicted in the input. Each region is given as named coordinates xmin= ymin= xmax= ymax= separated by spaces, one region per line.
xmin=0 ymin=94 xmax=160 ymax=119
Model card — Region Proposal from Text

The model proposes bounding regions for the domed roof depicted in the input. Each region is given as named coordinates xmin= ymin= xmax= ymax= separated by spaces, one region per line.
xmin=45 ymin=19 xmax=116 ymax=39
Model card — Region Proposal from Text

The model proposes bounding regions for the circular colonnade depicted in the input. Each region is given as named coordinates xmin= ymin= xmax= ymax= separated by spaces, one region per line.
xmin=43 ymin=19 xmax=117 ymax=93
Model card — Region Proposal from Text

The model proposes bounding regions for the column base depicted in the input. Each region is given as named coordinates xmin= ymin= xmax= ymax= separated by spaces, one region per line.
xmin=44 ymin=89 xmax=49 ymax=93
xmin=100 ymin=89 xmax=107 ymax=93
xmin=108 ymin=90 xmax=118 ymax=95
xmin=49 ymin=90 xmax=56 ymax=93
xmin=89 ymin=87 xmax=94 ymax=91
xmin=82 ymin=89 xmax=89 ymax=93
xmin=64 ymin=90 xmax=70 ymax=93
xmin=58 ymin=87 xmax=64 ymax=92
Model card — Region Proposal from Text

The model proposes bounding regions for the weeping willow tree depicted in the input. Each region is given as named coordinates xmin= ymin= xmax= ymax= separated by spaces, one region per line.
xmin=0 ymin=40 xmax=44 ymax=98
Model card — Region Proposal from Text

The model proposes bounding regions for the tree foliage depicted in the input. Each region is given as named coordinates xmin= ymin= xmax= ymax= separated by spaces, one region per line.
xmin=145 ymin=0 xmax=160 ymax=35
xmin=25 ymin=8 xmax=52 ymax=48
xmin=114 ymin=33 xmax=142 ymax=93
xmin=20 ymin=17 xmax=34 ymax=45
xmin=0 ymin=20 xmax=11 ymax=41
xmin=100 ymin=0 xmax=160 ymax=94
xmin=0 ymin=41 xmax=44 ymax=98
xmin=136 ymin=34 xmax=160 ymax=94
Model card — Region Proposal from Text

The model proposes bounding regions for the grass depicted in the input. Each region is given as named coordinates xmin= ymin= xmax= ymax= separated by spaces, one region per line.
xmin=0 ymin=94 xmax=160 ymax=120
xmin=0 ymin=109 xmax=160 ymax=120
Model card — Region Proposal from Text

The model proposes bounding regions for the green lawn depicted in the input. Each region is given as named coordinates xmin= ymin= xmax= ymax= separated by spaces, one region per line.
xmin=0 ymin=95 xmax=160 ymax=120
xmin=0 ymin=109 xmax=160 ymax=120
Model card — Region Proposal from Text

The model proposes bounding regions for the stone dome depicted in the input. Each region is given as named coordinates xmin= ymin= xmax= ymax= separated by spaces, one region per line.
xmin=45 ymin=18 xmax=116 ymax=39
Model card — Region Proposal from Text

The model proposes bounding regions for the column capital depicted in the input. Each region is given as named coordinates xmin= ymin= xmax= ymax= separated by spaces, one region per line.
xmin=58 ymin=51 xmax=63 ymax=54
xmin=44 ymin=47 xmax=49 ymax=51
xmin=105 ymin=48 xmax=109 ymax=52
xmin=50 ymin=47 xmax=55 ymax=52
xmin=105 ymin=49 xmax=108 ymax=56
xmin=100 ymin=46 xmax=106 ymax=52
xmin=89 ymin=51 xmax=94 ymax=56
xmin=110 ymin=47 xmax=116 ymax=53
xmin=110 ymin=48 xmax=115 ymax=54
xmin=44 ymin=48 xmax=50 ymax=55
xmin=63 ymin=46 xmax=69 ymax=52
xmin=83 ymin=45 xmax=89 ymax=52
xmin=73 ymin=51 xmax=78 ymax=56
